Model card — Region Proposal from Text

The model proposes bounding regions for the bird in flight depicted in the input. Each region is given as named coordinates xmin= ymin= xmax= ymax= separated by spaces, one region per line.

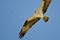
xmin=19 ymin=0 xmax=52 ymax=39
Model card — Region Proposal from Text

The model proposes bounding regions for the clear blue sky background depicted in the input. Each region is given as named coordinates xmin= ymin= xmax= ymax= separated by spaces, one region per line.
xmin=0 ymin=0 xmax=60 ymax=40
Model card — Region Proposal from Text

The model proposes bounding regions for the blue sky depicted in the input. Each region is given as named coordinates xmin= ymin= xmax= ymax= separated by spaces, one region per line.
xmin=0 ymin=0 xmax=60 ymax=40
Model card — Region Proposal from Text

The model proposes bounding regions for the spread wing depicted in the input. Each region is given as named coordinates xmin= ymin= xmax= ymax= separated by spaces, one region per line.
xmin=19 ymin=0 xmax=51 ymax=39
xmin=19 ymin=15 xmax=40 ymax=38
xmin=40 ymin=0 xmax=51 ymax=14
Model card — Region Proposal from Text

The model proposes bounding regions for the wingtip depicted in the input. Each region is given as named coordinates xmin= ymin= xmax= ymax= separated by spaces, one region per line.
xmin=19 ymin=32 xmax=23 ymax=39
xmin=19 ymin=31 xmax=25 ymax=39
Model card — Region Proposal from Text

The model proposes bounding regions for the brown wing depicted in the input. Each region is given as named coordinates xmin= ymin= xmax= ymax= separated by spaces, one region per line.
xmin=40 ymin=0 xmax=52 ymax=14
xmin=19 ymin=0 xmax=52 ymax=39
xmin=19 ymin=17 xmax=40 ymax=39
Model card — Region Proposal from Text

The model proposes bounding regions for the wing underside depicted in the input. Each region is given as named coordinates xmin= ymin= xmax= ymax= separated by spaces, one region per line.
xmin=19 ymin=0 xmax=51 ymax=39
xmin=40 ymin=0 xmax=51 ymax=13
xmin=19 ymin=17 xmax=40 ymax=38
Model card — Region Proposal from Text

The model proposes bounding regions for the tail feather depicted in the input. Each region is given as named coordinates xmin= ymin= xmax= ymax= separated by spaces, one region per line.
xmin=43 ymin=16 xmax=49 ymax=22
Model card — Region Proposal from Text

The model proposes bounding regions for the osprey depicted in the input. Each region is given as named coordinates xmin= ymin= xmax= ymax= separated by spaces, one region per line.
xmin=19 ymin=0 xmax=52 ymax=39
